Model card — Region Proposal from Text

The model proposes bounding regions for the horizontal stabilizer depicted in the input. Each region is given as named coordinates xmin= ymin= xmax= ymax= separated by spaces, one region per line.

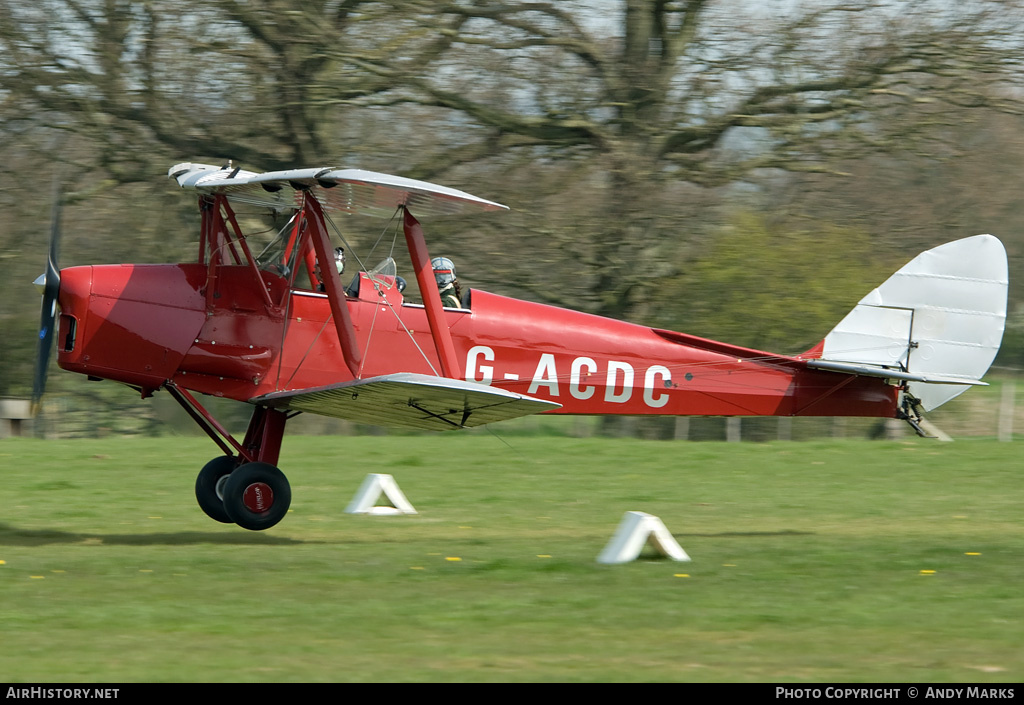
xmin=251 ymin=373 xmax=560 ymax=431
xmin=168 ymin=163 xmax=508 ymax=218
xmin=805 ymin=359 xmax=988 ymax=386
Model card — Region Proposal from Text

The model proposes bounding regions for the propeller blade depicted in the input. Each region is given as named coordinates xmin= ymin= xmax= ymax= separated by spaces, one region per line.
xmin=31 ymin=184 xmax=62 ymax=416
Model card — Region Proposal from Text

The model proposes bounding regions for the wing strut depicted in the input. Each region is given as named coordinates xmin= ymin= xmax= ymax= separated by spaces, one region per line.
xmin=303 ymin=193 xmax=362 ymax=377
xmin=403 ymin=208 xmax=461 ymax=378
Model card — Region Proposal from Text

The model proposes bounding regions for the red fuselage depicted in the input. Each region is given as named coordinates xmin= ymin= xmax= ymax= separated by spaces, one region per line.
xmin=55 ymin=263 xmax=898 ymax=419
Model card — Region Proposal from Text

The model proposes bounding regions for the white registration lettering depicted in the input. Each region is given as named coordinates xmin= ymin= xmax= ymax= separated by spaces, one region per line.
xmin=605 ymin=361 xmax=634 ymax=403
xmin=528 ymin=353 xmax=560 ymax=396
xmin=466 ymin=345 xmax=494 ymax=385
xmin=643 ymin=365 xmax=671 ymax=408
xmin=569 ymin=357 xmax=597 ymax=400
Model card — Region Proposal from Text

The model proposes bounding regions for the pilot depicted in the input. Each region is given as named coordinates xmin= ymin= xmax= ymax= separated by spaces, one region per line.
xmin=431 ymin=256 xmax=462 ymax=308
xmin=316 ymin=247 xmax=346 ymax=291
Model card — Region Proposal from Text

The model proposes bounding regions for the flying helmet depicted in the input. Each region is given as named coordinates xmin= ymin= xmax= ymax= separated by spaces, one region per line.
xmin=431 ymin=256 xmax=456 ymax=286
xmin=333 ymin=247 xmax=345 ymax=275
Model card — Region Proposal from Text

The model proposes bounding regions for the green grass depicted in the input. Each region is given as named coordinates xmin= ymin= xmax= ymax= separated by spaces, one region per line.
xmin=0 ymin=434 xmax=1021 ymax=682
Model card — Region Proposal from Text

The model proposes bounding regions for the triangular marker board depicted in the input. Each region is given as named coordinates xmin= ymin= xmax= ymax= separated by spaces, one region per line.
xmin=345 ymin=473 xmax=417 ymax=515
xmin=597 ymin=511 xmax=690 ymax=564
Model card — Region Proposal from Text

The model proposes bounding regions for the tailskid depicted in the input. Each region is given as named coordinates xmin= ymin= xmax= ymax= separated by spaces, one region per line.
xmin=896 ymin=393 xmax=933 ymax=438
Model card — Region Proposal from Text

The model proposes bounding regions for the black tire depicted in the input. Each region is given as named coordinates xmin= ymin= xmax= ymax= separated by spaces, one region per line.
xmin=195 ymin=455 xmax=238 ymax=524
xmin=221 ymin=462 xmax=292 ymax=531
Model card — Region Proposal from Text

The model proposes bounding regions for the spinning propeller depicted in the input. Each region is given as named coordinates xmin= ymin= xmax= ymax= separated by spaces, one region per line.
xmin=31 ymin=185 xmax=62 ymax=415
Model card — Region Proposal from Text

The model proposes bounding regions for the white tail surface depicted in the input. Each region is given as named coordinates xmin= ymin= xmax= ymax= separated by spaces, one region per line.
xmin=821 ymin=234 xmax=1008 ymax=411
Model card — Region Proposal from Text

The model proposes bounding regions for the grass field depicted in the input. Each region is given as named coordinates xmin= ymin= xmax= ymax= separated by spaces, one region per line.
xmin=0 ymin=433 xmax=1021 ymax=683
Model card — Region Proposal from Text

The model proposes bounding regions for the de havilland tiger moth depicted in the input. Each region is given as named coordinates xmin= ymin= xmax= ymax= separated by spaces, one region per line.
xmin=30 ymin=162 xmax=1008 ymax=530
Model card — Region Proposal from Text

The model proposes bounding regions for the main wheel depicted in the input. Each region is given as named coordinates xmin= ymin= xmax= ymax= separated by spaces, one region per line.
xmin=195 ymin=455 xmax=238 ymax=524
xmin=221 ymin=462 xmax=292 ymax=531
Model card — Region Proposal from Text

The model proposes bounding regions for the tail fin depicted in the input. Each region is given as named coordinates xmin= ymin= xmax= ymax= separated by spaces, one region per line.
xmin=813 ymin=234 xmax=1007 ymax=412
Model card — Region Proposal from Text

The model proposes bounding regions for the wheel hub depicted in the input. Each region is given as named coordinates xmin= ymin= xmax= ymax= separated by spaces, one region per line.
xmin=242 ymin=482 xmax=274 ymax=513
xmin=214 ymin=474 xmax=231 ymax=501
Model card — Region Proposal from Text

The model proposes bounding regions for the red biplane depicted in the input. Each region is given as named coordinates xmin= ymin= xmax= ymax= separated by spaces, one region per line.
xmin=32 ymin=163 xmax=1008 ymax=530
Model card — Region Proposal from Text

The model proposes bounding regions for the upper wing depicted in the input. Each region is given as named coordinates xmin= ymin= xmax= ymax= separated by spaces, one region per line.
xmin=251 ymin=373 xmax=560 ymax=431
xmin=168 ymin=163 xmax=508 ymax=218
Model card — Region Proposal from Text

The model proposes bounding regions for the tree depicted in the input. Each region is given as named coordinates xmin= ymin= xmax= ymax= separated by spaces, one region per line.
xmin=368 ymin=0 xmax=1024 ymax=319
xmin=0 ymin=1 xmax=446 ymax=176
xmin=3 ymin=2 xmax=1021 ymax=301
xmin=650 ymin=211 xmax=892 ymax=352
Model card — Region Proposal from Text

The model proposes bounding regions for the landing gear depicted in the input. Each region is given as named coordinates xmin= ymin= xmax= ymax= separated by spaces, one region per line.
xmin=195 ymin=455 xmax=238 ymax=523
xmin=897 ymin=392 xmax=935 ymax=438
xmin=170 ymin=386 xmax=294 ymax=531
xmin=222 ymin=462 xmax=292 ymax=531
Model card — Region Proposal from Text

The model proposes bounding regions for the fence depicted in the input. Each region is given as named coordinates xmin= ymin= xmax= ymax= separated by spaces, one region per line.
xmin=9 ymin=371 xmax=1022 ymax=441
